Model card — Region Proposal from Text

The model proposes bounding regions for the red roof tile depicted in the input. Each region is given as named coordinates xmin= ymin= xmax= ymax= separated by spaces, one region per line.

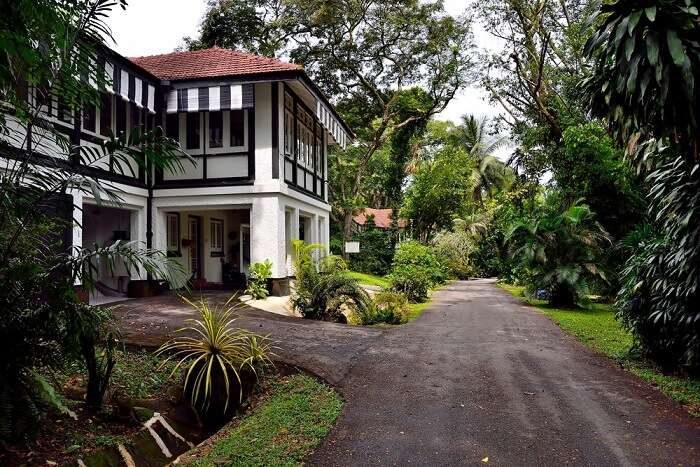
xmin=353 ymin=208 xmax=407 ymax=229
xmin=129 ymin=47 xmax=301 ymax=81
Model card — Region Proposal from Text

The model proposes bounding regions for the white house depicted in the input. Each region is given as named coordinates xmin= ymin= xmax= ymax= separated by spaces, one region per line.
xmin=2 ymin=45 xmax=352 ymax=298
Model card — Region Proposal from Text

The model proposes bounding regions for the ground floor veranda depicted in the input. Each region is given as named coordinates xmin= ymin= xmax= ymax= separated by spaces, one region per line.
xmin=72 ymin=188 xmax=330 ymax=304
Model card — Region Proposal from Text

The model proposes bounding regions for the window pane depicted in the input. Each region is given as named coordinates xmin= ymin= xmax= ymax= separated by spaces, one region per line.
xmin=99 ymin=93 xmax=112 ymax=137
xmin=167 ymin=214 xmax=179 ymax=252
xmin=208 ymin=111 xmax=223 ymax=148
xmin=186 ymin=112 xmax=200 ymax=150
xmin=230 ymin=110 xmax=244 ymax=147
xmin=115 ymin=98 xmax=127 ymax=136
xmin=130 ymin=103 xmax=141 ymax=135
xmin=82 ymin=102 xmax=96 ymax=132
xmin=166 ymin=112 xmax=179 ymax=141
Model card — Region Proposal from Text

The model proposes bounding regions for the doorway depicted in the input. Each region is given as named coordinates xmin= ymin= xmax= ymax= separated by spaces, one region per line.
xmin=188 ymin=216 xmax=202 ymax=279
xmin=240 ymin=224 xmax=251 ymax=276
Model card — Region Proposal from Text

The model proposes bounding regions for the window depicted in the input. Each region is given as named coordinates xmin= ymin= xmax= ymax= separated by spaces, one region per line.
xmin=82 ymin=102 xmax=96 ymax=133
xmin=230 ymin=110 xmax=244 ymax=147
xmin=99 ymin=93 xmax=112 ymax=137
xmin=166 ymin=213 xmax=180 ymax=255
xmin=57 ymin=97 xmax=72 ymax=124
xmin=284 ymin=93 xmax=294 ymax=156
xmin=296 ymin=107 xmax=314 ymax=168
xmin=315 ymin=123 xmax=323 ymax=174
xmin=115 ymin=98 xmax=127 ymax=136
xmin=209 ymin=111 xmax=223 ymax=148
xmin=166 ymin=112 xmax=179 ymax=140
xmin=186 ymin=112 xmax=200 ymax=150
xmin=210 ymin=218 xmax=224 ymax=257
xmin=129 ymin=103 xmax=142 ymax=135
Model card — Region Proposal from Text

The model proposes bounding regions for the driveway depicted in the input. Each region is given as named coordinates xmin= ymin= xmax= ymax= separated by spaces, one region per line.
xmin=114 ymin=281 xmax=700 ymax=466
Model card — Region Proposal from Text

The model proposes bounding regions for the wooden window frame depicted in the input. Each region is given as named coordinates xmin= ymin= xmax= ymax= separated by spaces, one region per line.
xmin=210 ymin=218 xmax=224 ymax=257
xmin=166 ymin=212 xmax=181 ymax=257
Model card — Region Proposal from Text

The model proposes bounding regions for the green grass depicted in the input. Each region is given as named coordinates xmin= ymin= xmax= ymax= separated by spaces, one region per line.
xmin=498 ymin=283 xmax=700 ymax=416
xmin=186 ymin=374 xmax=343 ymax=466
xmin=348 ymin=270 xmax=390 ymax=288
xmin=406 ymin=300 xmax=431 ymax=321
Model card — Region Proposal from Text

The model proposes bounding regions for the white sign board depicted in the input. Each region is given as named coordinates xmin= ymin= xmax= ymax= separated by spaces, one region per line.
xmin=345 ymin=241 xmax=360 ymax=254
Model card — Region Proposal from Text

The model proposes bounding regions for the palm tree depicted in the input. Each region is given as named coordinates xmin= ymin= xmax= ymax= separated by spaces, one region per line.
xmin=454 ymin=115 xmax=513 ymax=203
xmin=506 ymin=198 xmax=610 ymax=307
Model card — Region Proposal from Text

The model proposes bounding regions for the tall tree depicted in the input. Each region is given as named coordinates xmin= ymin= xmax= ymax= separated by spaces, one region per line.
xmin=188 ymin=0 xmax=474 ymax=242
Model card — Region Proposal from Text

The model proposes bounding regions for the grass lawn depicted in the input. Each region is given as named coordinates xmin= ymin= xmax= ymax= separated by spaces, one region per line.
xmin=185 ymin=374 xmax=343 ymax=466
xmin=407 ymin=300 xmax=431 ymax=322
xmin=348 ymin=270 xmax=390 ymax=288
xmin=499 ymin=283 xmax=700 ymax=416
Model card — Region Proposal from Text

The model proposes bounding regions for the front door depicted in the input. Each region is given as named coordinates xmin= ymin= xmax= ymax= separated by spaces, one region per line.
xmin=240 ymin=224 xmax=250 ymax=276
xmin=189 ymin=216 xmax=202 ymax=279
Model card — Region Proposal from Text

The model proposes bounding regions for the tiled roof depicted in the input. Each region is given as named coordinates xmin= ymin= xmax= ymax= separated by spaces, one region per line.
xmin=129 ymin=47 xmax=301 ymax=81
xmin=353 ymin=208 xmax=407 ymax=229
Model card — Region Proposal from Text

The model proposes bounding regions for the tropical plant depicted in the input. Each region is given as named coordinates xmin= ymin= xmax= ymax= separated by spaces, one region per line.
xmin=291 ymin=241 xmax=371 ymax=322
xmin=506 ymin=199 xmax=611 ymax=307
xmin=388 ymin=241 xmax=446 ymax=302
xmin=585 ymin=0 xmax=700 ymax=371
xmin=348 ymin=227 xmax=396 ymax=276
xmin=0 ymin=0 xmax=190 ymax=438
xmin=245 ymin=259 xmax=273 ymax=300
xmin=356 ymin=291 xmax=410 ymax=325
xmin=156 ymin=296 xmax=273 ymax=413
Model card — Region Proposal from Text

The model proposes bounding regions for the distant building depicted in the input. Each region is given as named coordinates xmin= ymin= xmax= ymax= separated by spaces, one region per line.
xmin=352 ymin=208 xmax=407 ymax=232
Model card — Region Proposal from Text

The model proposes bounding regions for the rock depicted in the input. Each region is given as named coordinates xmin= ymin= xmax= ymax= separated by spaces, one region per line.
xmin=133 ymin=406 xmax=155 ymax=423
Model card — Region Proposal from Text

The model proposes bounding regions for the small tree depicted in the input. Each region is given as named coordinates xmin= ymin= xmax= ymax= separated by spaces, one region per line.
xmin=245 ymin=260 xmax=273 ymax=299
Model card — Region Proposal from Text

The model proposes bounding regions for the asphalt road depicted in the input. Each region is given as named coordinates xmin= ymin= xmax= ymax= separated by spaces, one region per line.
xmin=306 ymin=279 xmax=700 ymax=466
xmin=115 ymin=280 xmax=700 ymax=466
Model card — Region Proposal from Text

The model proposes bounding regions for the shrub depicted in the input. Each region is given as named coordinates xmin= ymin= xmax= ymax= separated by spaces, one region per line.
xmin=357 ymin=291 xmax=410 ymax=325
xmin=348 ymin=228 xmax=396 ymax=276
xmin=245 ymin=259 xmax=273 ymax=299
xmin=291 ymin=241 xmax=372 ymax=322
xmin=156 ymin=296 xmax=272 ymax=415
xmin=432 ymin=230 xmax=476 ymax=279
xmin=387 ymin=241 xmax=445 ymax=302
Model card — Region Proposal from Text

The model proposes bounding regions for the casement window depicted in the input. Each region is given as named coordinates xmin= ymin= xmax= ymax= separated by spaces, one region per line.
xmin=230 ymin=110 xmax=244 ymax=147
xmin=115 ymin=98 xmax=127 ymax=136
xmin=209 ymin=111 xmax=223 ymax=148
xmin=129 ymin=102 xmax=142 ymax=135
xmin=210 ymin=218 xmax=224 ymax=257
xmin=165 ymin=112 xmax=179 ymax=141
xmin=283 ymin=93 xmax=294 ymax=156
xmin=166 ymin=213 xmax=180 ymax=255
xmin=57 ymin=97 xmax=73 ymax=124
xmin=82 ymin=102 xmax=96 ymax=133
xmin=186 ymin=112 xmax=200 ymax=150
xmin=315 ymin=123 xmax=323 ymax=175
xmin=296 ymin=108 xmax=314 ymax=168
xmin=99 ymin=93 xmax=112 ymax=137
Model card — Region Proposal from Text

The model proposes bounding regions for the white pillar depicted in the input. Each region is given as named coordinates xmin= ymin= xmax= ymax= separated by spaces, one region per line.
xmin=251 ymin=196 xmax=285 ymax=278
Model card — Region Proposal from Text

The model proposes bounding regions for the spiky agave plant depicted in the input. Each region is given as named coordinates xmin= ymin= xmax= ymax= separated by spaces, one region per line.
xmin=156 ymin=296 xmax=273 ymax=412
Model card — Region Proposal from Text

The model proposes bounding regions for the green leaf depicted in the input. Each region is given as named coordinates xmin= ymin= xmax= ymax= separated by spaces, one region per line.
xmin=646 ymin=33 xmax=659 ymax=65
xmin=625 ymin=36 xmax=635 ymax=60
xmin=644 ymin=7 xmax=656 ymax=22
xmin=627 ymin=11 xmax=642 ymax=33
xmin=666 ymin=30 xmax=685 ymax=67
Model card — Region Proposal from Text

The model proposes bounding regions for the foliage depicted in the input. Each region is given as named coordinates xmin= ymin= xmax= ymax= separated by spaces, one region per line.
xmin=245 ymin=260 xmax=273 ymax=300
xmin=348 ymin=228 xmax=396 ymax=276
xmin=347 ymin=271 xmax=390 ymax=289
xmin=291 ymin=241 xmax=371 ymax=322
xmin=617 ymin=153 xmax=700 ymax=371
xmin=356 ymin=291 xmax=410 ymax=325
xmin=184 ymin=374 xmax=343 ymax=467
xmin=432 ymin=226 xmax=478 ymax=279
xmin=388 ymin=241 xmax=445 ymax=302
xmin=157 ymin=296 xmax=273 ymax=414
xmin=584 ymin=0 xmax=700 ymax=153
xmin=585 ymin=0 xmax=700 ymax=372
xmin=506 ymin=199 xmax=610 ymax=307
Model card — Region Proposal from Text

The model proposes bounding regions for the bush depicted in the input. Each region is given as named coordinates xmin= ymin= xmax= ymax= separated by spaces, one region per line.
xmin=356 ymin=291 xmax=410 ymax=325
xmin=432 ymin=230 xmax=476 ymax=279
xmin=291 ymin=241 xmax=372 ymax=322
xmin=348 ymin=228 xmax=396 ymax=276
xmin=245 ymin=259 xmax=273 ymax=299
xmin=387 ymin=241 xmax=445 ymax=302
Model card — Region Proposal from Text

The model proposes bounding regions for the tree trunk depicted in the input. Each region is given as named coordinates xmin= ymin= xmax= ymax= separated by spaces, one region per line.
xmin=342 ymin=209 xmax=354 ymax=260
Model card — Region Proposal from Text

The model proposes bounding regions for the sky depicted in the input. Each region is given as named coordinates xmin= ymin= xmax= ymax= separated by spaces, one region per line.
xmin=106 ymin=0 xmax=505 ymax=133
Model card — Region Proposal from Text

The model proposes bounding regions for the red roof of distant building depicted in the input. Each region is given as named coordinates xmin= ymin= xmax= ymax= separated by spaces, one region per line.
xmin=353 ymin=208 xmax=407 ymax=229
xmin=129 ymin=47 xmax=301 ymax=81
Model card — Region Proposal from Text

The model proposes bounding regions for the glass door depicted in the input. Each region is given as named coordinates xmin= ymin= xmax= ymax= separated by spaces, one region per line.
xmin=240 ymin=224 xmax=250 ymax=276
xmin=189 ymin=217 xmax=201 ymax=279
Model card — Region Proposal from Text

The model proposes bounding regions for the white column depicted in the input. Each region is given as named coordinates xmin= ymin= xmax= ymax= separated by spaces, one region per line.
xmin=251 ymin=196 xmax=285 ymax=277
